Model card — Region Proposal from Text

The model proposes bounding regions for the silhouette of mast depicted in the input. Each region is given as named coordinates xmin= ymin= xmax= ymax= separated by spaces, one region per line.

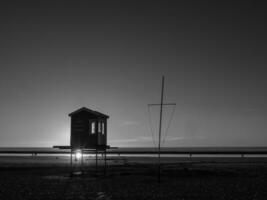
xmin=148 ymin=76 xmax=176 ymax=183
xmin=158 ymin=76 xmax=164 ymax=183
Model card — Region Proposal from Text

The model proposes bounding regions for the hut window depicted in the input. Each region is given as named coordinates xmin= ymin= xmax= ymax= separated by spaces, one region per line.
xmin=91 ymin=122 xmax=95 ymax=134
xmin=98 ymin=121 xmax=101 ymax=133
xmin=102 ymin=122 xmax=105 ymax=134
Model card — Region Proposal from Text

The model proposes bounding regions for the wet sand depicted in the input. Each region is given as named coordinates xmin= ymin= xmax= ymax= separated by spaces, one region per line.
xmin=0 ymin=156 xmax=267 ymax=199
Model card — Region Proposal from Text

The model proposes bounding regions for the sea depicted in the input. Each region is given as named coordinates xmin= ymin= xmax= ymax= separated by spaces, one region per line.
xmin=1 ymin=147 xmax=267 ymax=157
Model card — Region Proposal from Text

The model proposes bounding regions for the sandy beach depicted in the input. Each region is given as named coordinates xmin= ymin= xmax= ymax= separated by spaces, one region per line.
xmin=0 ymin=155 xmax=267 ymax=200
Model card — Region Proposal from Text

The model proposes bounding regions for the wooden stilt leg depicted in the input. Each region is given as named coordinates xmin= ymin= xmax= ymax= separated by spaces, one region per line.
xmin=81 ymin=149 xmax=83 ymax=174
xmin=70 ymin=149 xmax=73 ymax=175
xmin=104 ymin=148 xmax=107 ymax=176
xmin=95 ymin=149 xmax=98 ymax=174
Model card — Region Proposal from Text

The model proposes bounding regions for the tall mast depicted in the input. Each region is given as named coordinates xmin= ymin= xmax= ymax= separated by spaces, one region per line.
xmin=158 ymin=76 xmax=164 ymax=183
xmin=148 ymin=76 xmax=175 ymax=183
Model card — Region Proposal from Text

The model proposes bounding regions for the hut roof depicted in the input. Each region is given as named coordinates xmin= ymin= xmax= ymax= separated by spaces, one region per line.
xmin=68 ymin=107 xmax=109 ymax=118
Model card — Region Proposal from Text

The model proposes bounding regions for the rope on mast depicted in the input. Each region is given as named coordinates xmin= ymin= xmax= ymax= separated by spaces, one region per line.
xmin=147 ymin=105 xmax=157 ymax=147
xmin=162 ymin=104 xmax=176 ymax=146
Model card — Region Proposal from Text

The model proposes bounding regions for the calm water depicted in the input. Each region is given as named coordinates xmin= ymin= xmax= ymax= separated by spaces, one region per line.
xmin=1 ymin=147 xmax=267 ymax=157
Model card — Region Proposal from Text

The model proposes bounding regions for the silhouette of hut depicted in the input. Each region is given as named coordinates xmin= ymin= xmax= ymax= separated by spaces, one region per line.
xmin=68 ymin=107 xmax=109 ymax=150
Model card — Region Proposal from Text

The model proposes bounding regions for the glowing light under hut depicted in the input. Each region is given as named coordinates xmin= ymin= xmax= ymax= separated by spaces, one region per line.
xmin=75 ymin=150 xmax=82 ymax=160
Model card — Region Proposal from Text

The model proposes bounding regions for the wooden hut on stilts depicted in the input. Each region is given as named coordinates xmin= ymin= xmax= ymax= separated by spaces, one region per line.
xmin=68 ymin=107 xmax=109 ymax=175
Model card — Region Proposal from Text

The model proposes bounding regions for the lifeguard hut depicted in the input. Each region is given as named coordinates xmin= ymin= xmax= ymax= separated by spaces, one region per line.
xmin=69 ymin=107 xmax=109 ymax=150
xmin=68 ymin=107 xmax=109 ymax=172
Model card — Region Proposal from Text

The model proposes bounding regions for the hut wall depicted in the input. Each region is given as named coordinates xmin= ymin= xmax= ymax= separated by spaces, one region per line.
xmin=70 ymin=111 xmax=107 ymax=149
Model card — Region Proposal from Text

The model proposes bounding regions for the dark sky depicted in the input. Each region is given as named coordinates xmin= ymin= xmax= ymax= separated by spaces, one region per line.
xmin=0 ymin=1 xmax=267 ymax=147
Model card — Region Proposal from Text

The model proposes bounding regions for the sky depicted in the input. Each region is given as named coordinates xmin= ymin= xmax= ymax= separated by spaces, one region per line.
xmin=0 ymin=1 xmax=267 ymax=147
